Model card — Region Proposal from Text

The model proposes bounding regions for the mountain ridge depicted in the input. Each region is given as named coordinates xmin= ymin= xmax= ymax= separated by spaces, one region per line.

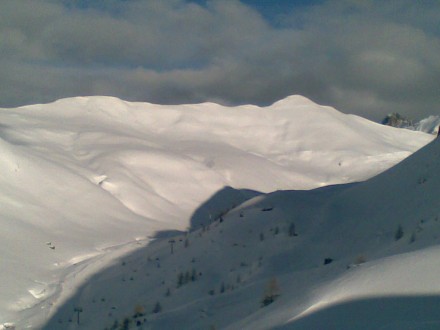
xmin=382 ymin=112 xmax=440 ymax=134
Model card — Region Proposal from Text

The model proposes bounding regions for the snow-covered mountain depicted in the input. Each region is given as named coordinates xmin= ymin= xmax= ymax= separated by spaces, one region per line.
xmin=381 ymin=112 xmax=414 ymax=129
xmin=44 ymin=131 xmax=440 ymax=330
xmin=415 ymin=115 xmax=440 ymax=134
xmin=46 ymin=130 xmax=440 ymax=330
xmin=0 ymin=96 xmax=433 ymax=329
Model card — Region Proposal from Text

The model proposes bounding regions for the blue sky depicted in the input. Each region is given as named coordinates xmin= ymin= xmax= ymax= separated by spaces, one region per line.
xmin=198 ymin=0 xmax=325 ymax=24
xmin=0 ymin=0 xmax=439 ymax=120
xmin=241 ymin=0 xmax=323 ymax=22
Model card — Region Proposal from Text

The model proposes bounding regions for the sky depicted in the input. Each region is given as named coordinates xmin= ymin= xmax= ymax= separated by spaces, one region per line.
xmin=1 ymin=0 xmax=439 ymax=121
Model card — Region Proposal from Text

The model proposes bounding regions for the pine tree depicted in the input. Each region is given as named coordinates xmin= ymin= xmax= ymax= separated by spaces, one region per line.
xmin=191 ymin=268 xmax=197 ymax=281
xmin=152 ymin=301 xmax=162 ymax=314
xmin=121 ymin=317 xmax=131 ymax=330
xmin=409 ymin=231 xmax=416 ymax=243
xmin=395 ymin=224 xmax=404 ymax=241
xmin=288 ymin=223 xmax=297 ymax=236
xmin=177 ymin=272 xmax=184 ymax=287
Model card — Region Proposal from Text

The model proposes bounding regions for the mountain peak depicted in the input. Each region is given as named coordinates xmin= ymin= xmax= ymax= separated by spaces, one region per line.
xmin=382 ymin=112 xmax=440 ymax=134
xmin=270 ymin=94 xmax=319 ymax=107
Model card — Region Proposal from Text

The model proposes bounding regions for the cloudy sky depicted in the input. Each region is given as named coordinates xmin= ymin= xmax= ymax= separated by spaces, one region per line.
xmin=1 ymin=0 xmax=439 ymax=121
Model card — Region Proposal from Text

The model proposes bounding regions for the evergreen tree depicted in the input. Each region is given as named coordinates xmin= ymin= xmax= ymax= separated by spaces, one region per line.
xmin=191 ymin=268 xmax=197 ymax=281
xmin=177 ymin=272 xmax=184 ymax=287
xmin=288 ymin=223 xmax=297 ymax=236
xmin=185 ymin=271 xmax=191 ymax=284
xmin=395 ymin=224 xmax=404 ymax=241
xmin=121 ymin=317 xmax=131 ymax=330
xmin=152 ymin=301 xmax=162 ymax=314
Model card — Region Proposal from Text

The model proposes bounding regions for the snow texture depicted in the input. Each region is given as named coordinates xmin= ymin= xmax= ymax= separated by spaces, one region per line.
xmin=0 ymin=95 xmax=434 ymax=329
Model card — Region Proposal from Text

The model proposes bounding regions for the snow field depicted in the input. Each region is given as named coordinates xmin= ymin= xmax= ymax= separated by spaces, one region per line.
xmin=0 ymin=95 xmax=433 ymax=328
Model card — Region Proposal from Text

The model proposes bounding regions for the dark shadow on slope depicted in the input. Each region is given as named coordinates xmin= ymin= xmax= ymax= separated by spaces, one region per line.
xmin=186 ymin=186 xmax=261 ymax=230
xmin=0 ymin=123 xmax=31 ymax=146
xmin=149 ymin=230 xmax=186 ymax=239
xmin=275 ymin=295 xmax=440 ymax=330
xmin=153 ymin=186 xmax=263 ymax=239
xmin=152 ymin=183 xmax=353 ymax=240
xmin=150 ymin=186 xmax=262 ymax=240
xmin=41 ymin=183 xmax=356 ymax=329
xmin=41 ymin=186 xmax=263 ymax=328
xmin=82 ymin=186 xmax=263 ymax=254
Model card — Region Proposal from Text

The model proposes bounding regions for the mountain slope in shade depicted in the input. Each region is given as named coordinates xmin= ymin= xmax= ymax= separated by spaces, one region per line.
xmin=0 ymin=95 xmax=432 ymax=328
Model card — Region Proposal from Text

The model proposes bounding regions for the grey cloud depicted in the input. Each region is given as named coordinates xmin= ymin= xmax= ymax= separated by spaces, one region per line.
xmin=0 ymin=0 xmax=439 ymax=122
xmin=278 ymin=1 xmax=440 ymax=119
xmin=39 ymin=0 xmax=270 ymax=68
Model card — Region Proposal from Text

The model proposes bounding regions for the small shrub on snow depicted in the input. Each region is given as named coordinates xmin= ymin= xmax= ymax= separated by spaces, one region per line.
xmin=261 ymin=277 xmax=280 ymax=307
xmin=133 ymin=304 xmax=145 ymax=318
xmin=323 ymin=258 xmax=333 ymax=265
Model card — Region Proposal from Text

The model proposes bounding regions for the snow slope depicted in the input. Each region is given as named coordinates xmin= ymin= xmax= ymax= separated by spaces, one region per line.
xmin=45 ymin=136 xmax=440 ymax=330
xmin=0 ymin=95 xmax=432 ymax=328
xmin=42 ymin=137 xmax=440 ymax=330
